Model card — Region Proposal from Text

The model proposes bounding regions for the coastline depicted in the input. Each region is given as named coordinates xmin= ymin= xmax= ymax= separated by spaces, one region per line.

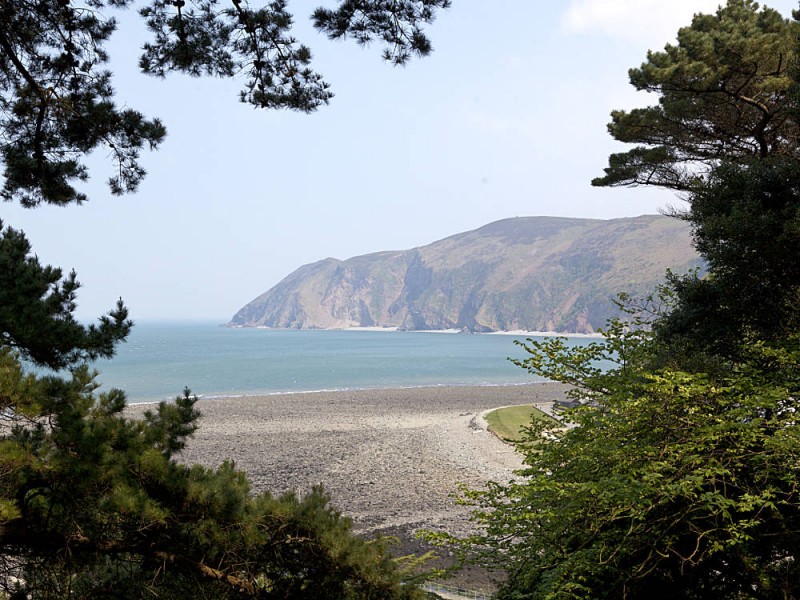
xmin=125 ymin=383 xmax=569 ymax=588
xmin=127 ymin=379 xmax=556 ymax=406
xmin=125 ymin=383 xmax=567 ymax=515
xmin=126 ymin=382 xmax=567 ymax=590
xmin=237 ymin=324 xmax=605 ymax=338
xmin=100 ymin=325 xmax=595 ymax=404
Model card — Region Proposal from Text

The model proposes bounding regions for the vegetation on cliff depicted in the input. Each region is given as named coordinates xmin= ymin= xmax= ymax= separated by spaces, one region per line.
xmin=230 ymin=215 xmax=701 ymax=333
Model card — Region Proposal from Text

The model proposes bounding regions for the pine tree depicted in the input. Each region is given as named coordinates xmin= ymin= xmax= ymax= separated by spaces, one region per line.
xmin=592 ymin=0 xmax=800 ymax=193
xmin=1 ymin=0 xmax=450 ymax=207
xmin=444 ymin=2 xmax=800 ymax=597
xmin=0 ymin=1 xmax=450 ymax=596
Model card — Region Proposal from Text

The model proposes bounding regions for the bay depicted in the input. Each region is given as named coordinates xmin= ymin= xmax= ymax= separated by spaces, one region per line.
xmin=91 ymin=321 xmax=597 ymax=403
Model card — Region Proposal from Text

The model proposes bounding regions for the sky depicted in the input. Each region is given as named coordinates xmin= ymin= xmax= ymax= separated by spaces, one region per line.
xmin=4 ymin=0 xmax=799 ymax=321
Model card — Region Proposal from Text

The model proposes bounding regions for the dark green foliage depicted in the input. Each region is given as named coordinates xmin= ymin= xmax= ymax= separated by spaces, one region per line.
xmin=0 ymin=0 xmax=449 ymax=206
xmin=138 ymin=0 xmax=333 ymax=111
xmin=0 ymin=113 xmax=422 ymax=600
xmin=0 ymin=352 xmax=422 ymax=598
xmin=0 ymin=3 xmax=448 ymax=594
xmin=441 ymin=314 xmax=800 ymax=599
xmin=312 ymin=0 xmax=451 ymax=65
xmin=0 ymin=0 xmax=167 ymax=206
xmin=0 ymin=221 xmax=131 ymax=370
xmin=593 ymin=0 xmax=800 ymax=192
xmin=655 ymin=157 xmax=800 ymax=358
xmin=435 ymin=2 xmax=800 ymax=597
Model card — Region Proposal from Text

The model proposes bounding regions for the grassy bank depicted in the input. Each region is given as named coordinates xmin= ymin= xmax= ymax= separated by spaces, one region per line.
xmin=485 ymin=405 xmax=558 ymax=443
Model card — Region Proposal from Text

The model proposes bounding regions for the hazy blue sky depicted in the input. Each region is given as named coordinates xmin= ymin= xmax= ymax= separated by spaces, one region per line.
xmin=5 ymin=0 xmax=798 ymax=321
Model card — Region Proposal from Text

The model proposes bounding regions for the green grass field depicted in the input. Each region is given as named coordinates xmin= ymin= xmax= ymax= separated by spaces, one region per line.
xmin=484 ymin=404 xmax=558 ymax=443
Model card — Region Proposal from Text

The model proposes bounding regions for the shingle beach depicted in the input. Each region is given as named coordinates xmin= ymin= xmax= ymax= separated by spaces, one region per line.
xmin=127 ymin=382 xmax=568 ymax=589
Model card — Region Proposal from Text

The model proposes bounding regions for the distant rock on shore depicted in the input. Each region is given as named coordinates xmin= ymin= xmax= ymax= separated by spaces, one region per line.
xmin=230 ymin=215 xmax=702 ymax=333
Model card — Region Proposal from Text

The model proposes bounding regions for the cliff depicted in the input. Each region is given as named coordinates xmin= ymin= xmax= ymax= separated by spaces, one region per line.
xmin=229 ymin=215 xmax=702 ymax=333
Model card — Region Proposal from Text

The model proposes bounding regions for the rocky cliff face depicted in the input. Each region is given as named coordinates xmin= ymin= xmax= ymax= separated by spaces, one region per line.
xmin=229 ymin=215 xmax=703 ymax=333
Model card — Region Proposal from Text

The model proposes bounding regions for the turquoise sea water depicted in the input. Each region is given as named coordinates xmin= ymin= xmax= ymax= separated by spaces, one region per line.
xmin=90 ymin=321 xmax=597 ymax=403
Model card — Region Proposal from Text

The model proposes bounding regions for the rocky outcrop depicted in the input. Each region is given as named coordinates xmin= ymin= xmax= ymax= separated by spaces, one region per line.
xmin=229 ymin=215 xmax=703 ymax=333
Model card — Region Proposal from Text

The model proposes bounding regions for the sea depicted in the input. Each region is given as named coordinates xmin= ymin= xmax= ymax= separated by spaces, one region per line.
xmin=87 ymin=321 xmax=599 ymax=404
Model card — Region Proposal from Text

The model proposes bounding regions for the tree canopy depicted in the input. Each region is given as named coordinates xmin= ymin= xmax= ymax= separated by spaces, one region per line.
xmin=0 ymin=221 xmax=131 ymax=370
xmin=592 ymin=0 xmax=800 ymax=192
xmin=452 ymin=324 xmax=800 ymax=599
xmin=0 ymin=1 xmax=450 ymax=597
xmin=0 ymin=358 xmax=424 ymax=598
xmin=653 ymin=157 xmax=800 ymax=360
xmin=0 ymin=0 xmax=450 ymax=207
xmin=438 ymin=1 xmax=800 ymax=597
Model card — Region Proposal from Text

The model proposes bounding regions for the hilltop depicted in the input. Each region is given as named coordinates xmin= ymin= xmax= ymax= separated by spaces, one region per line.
xmin=230 ymin=215 xmax=701 ymax=333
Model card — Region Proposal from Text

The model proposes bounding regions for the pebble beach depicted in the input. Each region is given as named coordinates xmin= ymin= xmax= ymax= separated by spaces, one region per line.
xmin=126 ymin=382 xmax=568 ymax=589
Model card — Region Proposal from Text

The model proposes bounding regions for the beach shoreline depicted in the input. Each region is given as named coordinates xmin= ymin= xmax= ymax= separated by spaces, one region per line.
xmin=126 ymin=383 xmax=568 ymax=589
xmin=126 ymin=380 xmax=555 ymax=406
